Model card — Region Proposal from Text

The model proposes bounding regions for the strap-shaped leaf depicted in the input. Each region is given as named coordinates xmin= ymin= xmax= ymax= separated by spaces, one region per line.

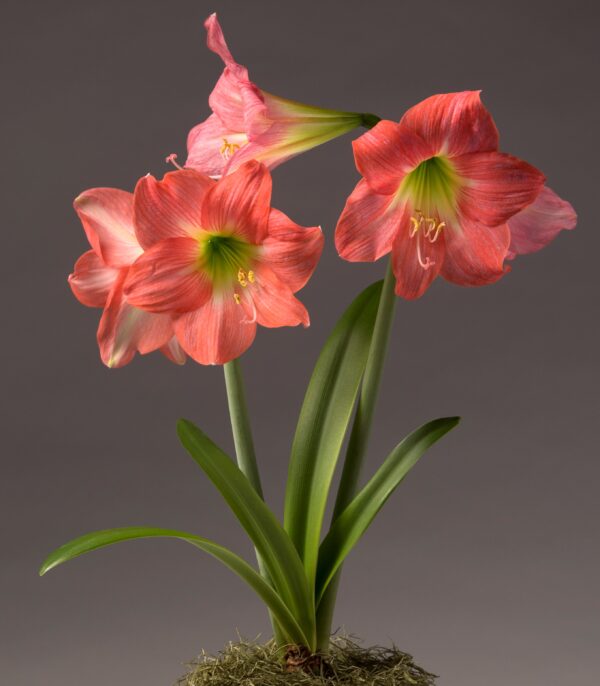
xmin=39 ymin=527 xmax=309 ymax=646
xmin=284 ymin=280 xmax=382 ymax=588
xmin=315 ymin=417 xmax=460 ymax=605
xmin=177 ymin=420 xmax=315 ymax=648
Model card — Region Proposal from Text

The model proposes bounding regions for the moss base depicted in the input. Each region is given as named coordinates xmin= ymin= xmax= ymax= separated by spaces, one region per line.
xmin=179 ymin=636 xmax=436 ymax=685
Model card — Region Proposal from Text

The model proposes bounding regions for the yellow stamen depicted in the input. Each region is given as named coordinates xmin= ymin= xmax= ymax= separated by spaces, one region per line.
xmin=237 ymin=269 xmax=248 ymax=287
xmin=247 ymin=270 xmax=255 ymax=283
xmin=220 ymin=138 xmax=241 ymax=160
xmin=428 ymin=221 xmax=445 ymax=243
xmin=409 ymin=211 xmax=445 ymax=270
xmin=233 ymin=293 xmax=241 ymax=305
xmin=410 ymin=215 xmax=421 ymax=237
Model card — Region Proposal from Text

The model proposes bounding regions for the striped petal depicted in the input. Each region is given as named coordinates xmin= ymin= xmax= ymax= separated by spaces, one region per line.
xmin=174 ymin=294 xmax=256 ymax=365
xmin=124 ymin=237 xmax=212 ymax=314
xmin=74 ymin=188 xmax=141 ymax=268
xmin=441 ymin=219 xmax=510 ymax=286
xmin=262 ymin=209 xmax=323 ymax=292
xmin=134 ymin=170 xmax=214 ymax=249
xmin=335 ymin=179 xmax=401 ymax=262
xmin=507 ymin=185 xmax=577 ymax=258
xmin=69 ymin=250 xmax=118 ymax=308
xmin=399 ymin=91 xmax=499 ymax=157
xmin=454 ymin=151 xmax=546 ymax=227
xmin=98 ymin=272 xmax=176 ymax=368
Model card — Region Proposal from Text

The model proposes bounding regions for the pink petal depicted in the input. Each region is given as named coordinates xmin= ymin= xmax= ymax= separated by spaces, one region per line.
xmin=98 ymin=272 xmax=176 ymax=368
xmin=74 ymin=188 xmax=142 ymax=268
xmin=441 ymin=219 xmax=510 ymax=286
xmin=353 ymin=120 xmax=434 ymax=194
xmin=68 ymin=250 xmax=118 ymax=308
xmin=262 ymin=208 xmax=323 ymax=292
xmin=454 ymin=151 xmax=546 ymax=227
xmin=186 ymin=113 xmax=248 ymax=178
xmin=200 ymin=160 xmax=271 ymax=243
xmin=221 ymin=137 xmax=282 ymax=174
xmin=209 ymin=70 xmax=263 ymax=133
xmin=133 ymin=169 xmax=215 ymax=249
xmin=124 ymin=237 xmax=212 ymax=314
xmin=335 ymin=179 xmax=401 ymax=262
xmin=160 ymin=337 xmax=187 ymax=365
xmin=392 ymin=207 xmax=446 ymax=299
xmin=506 ymin=185 xmax=577 ymax=259
xmin=204 ymin=15 xmax=267 ymax=133
xmin=205 ymin=13 xmax=237 ymax=67
xmin=399 ymin=91 xmax=499 ymax=157
xmin=248 ymin=266 xmax=310 ymax=328
xmin=174 ymin=294 xmax=257 ymax=365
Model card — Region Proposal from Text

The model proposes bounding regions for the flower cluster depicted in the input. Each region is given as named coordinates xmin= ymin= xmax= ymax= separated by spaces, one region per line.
xmin=70 ymin=162 xmax=323 ymax=366
xmin=69 ymin=15 xmax=576 ymax=366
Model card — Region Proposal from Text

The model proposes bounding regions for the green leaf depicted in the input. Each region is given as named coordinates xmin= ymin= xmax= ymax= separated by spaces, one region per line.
xmin=177 ymin=420 xmax=316 ymax=648
xmin=40 ymin=527 xmax=309 ymax=647
xmin=283 ymin=280 xmax=383 ymax=589
xmin=315 ymin=417 xmax=460 ymax=605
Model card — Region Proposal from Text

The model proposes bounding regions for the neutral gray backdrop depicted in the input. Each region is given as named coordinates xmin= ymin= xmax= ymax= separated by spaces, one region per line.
xmin=2 ymin=0 xmax=598 ymax=684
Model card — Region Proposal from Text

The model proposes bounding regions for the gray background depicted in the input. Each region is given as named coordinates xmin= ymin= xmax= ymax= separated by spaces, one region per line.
xmin=2 ymin=0 xmax=598 ymax=684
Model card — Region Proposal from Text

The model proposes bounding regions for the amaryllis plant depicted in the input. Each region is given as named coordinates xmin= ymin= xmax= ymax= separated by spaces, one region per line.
xmin=41 ymin=12 xmax=576 ymax=668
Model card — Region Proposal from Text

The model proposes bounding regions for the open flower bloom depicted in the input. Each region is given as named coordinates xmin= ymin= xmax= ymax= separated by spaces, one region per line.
xmin=69 ymin=189 xmax=186 ymax=368
xmin=335 ymin=91 xmax=576 ymax=299
xmin=124 ymin=161 xmax=323 ymax=365
xmin=184 ymin=13 xmax=366 ymax=177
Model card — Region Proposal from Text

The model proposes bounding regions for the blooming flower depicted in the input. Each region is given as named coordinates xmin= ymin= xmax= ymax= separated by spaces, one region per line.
xmin=335 ymin=91 xmax=575 ymax=299
xmin=69 ymin=188 xmax=186 ymax=368
xmin=124 ymin=161 xmax=323 ymax=365
xmin=184 ymin=13 xmax=367 ymax=177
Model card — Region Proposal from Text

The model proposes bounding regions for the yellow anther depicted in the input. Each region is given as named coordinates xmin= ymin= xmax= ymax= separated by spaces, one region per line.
xmin=410 ymin=216 xmax=421 ymax=237
xmin=220 ymin=138 xmax=241 ymax=160
xmin=247 ymin=270 xmax=255 ymax=283
xmin=233 ymin=293 xmax=241 ymax=305
xmin=237 ymin=269 xmax=248 ymax=287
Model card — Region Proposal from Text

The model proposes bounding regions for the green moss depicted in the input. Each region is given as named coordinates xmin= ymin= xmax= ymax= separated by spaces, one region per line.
xmin=179 ymin=636 xmax=436 ymax=686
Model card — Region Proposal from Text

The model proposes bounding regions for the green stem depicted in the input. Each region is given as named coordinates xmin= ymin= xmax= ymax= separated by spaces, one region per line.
xmin=223 ymin=358 xmax=287 ymax=647
xmin=223 ymin=358 xmax=263 ymax=497
xmin=316 ymin=258 xmax=397 ymax=651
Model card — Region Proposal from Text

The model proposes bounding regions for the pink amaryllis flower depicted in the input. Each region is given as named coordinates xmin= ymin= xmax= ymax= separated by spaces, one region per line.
xmin=124 ymin=160 xmax=323 ymax=365
xmin=335 ymin=91 xmax=576 ymax=299
xmin=183 ymin=13 xmax=369 ymax=177
xmin=69 ymin=188 xmax=186 ymax=368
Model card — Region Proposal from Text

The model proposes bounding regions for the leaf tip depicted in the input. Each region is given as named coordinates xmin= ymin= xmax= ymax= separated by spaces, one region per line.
xmin=38 ymin=559 xmax=52 ymax=576
xmin=176 ymin=417 xmax=192 ymax=437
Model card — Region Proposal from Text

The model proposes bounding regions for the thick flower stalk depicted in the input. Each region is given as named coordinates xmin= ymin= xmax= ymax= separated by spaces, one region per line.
xmin=69 ymin=188 xmax=186 ymax=368
xmin=184 ymin=13 xmax=370 ymax=177
xmin=124 ymin=160 xmax=324 ymax=364
xmin=336 ymin=91 xmax=576 ymax=299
